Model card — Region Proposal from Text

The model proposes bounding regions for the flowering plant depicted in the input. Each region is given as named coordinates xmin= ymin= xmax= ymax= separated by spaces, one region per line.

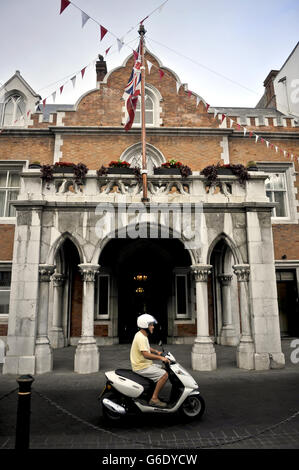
xmin=200 ymin=162 xmax=249 ymax=186
xmin=54 ymin=161 xmax=75 ymax=167
xmin=108 ymin=159 xmax=131 ymax=168
xmin=161 ymin=159 xmax=183 ymax=168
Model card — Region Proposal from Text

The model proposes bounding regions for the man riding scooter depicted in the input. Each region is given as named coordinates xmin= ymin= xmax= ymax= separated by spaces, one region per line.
xmin=130 ymin=314 xmax=170 ymax=408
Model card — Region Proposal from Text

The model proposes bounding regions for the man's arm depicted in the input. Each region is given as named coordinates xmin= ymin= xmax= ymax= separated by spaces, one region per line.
xmin=150 ymin=347 xmax=162 ymax=356
xmin=142 ymin=350 xmax=169 ymax=363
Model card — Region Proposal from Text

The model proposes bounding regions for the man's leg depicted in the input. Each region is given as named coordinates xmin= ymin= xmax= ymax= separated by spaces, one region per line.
xmin=151 ymin=372 xmax=168 ymax=403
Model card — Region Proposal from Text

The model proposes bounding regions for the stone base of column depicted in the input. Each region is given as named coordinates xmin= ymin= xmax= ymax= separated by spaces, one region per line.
xmin=35 ymin=337 xmax=53 ymax=374
xmin=236 ymin=336 xmax=255 ymax=370
xmin=191 ymin=337 xmax=217 ymax=371
xmin=74 ymin=338 xmax=100 ymax=374
xmin=3 ymin=355 xmax=36 ymax=375
xmin=254 ymin=352 xmax=285 ymax=370
xmin=50 ymin=327 xmax=65 ymax=349
xmin=219 ymin=325 xmax=238 ymax=346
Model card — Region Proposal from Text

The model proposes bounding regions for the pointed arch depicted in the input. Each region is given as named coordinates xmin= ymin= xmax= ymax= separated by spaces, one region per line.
xmin=207 ymin=232 xmax=243 ymax=265
xmin=119 ymin=142 xmax=166 ymax=173
xmin=47 ymin=231 xmax=85 ymax=265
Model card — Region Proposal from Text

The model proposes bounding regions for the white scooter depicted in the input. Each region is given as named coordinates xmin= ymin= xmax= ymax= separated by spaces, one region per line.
xmin=98 ymin=343 xmax=205 ymax=422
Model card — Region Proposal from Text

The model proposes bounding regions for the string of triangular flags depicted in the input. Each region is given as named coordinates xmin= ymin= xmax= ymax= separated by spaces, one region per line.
xmin=59 ymin=0 xmax=168 ymax=57
xmin=142 ymin=57 xmax=299 ymax=163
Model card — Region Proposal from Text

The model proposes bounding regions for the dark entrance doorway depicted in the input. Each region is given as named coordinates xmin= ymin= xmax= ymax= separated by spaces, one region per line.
xmin=99 ymin=238 xmax=191 ymax=344
xmin=277 ymin=270 xmax=299 ymax=337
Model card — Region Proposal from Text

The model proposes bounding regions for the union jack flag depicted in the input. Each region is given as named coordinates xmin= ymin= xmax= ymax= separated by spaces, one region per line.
xmin=124 ymin=48 xmax=142 ymax=131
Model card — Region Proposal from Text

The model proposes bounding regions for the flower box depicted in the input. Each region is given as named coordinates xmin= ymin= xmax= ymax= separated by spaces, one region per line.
xmin=29 ymin=163 xmax=41 ymax=169
xmin=217 ymin=167 xmax=233 ymax=175
xmin=107 ymin=167 xmax=135 ymax=174
xmin=154 ymin=168 xmax=181 ymax=175
xmin=52 ymin=165 xmax=75 ymax=174
xmin=247 ymin=166 xmax=258 ymax=172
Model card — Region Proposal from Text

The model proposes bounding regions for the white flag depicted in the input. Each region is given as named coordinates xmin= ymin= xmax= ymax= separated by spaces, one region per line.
xmin=283 ymin=150 xmax=286 ymax=157
xmin=147 ymin=60 xmax=153 ymax=74
xmin=196 ymin=96 xmax=201 ymax=107
xmin=176 ymin=82 xmax=181 ymax=94
xmin=52 ymin=91 xmax=56 ymax=103
xmin=71 ymin=75 xmax=76 ymax=88
xmin=291 ymin=154 xmax=294 ymax=160
xmin=266 ymin=140 xmax=269 ymax=148
xmin=81 ymin=11 xmax=90 ymax=28
xmin=117 ymin=38 xmax=124 ymax=52
xmin=229 ymin=118 xmax=234 ymax=128
xmin=243 ymin=127 xmax=247 ymax=136
xmin=213 ymin=108 xmax=218 ymax=119
xmin=255 ymin=135 xmax=259 ymax=143
xmin=275 ymin=146 xmax=278 ymax=152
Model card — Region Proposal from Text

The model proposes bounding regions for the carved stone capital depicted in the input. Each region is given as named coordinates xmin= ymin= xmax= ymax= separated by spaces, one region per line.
xmin=52 ymin=273 xmax=66 ymax=287
xmin=78 ymin=264 xmax=100 ymax=282
xmin=191 ymin=264 xmax=212 ymax=282
xmin=233 ymin=264 xmax=250 ymax=282
xmin=39 ymin=264 xmax=56 ymax=282
xmin=217 ymin=273 xmax=233 ymax=286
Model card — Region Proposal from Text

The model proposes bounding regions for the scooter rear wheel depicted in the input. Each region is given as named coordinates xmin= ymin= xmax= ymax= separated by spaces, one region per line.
xmin=101 ymin=392 xmax=123 ymax=422
xmin=179 ymin=395 xmax=205 ymax=420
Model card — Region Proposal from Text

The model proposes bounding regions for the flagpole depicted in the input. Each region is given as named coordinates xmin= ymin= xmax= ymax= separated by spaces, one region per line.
xmin=138 ymin=24 xmax=149 ymax=203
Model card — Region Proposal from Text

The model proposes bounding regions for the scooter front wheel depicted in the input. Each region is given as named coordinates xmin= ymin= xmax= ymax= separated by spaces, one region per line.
xmin=179 ymin=395 xmax=205 ymax=420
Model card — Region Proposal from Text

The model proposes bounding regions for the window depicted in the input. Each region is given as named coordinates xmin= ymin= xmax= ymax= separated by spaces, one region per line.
xmin=95 ymin=274 xmax=110 ymax=319
xmin=0 ymin=170 xmax=20 ymax=217
xmin=257 ymin=162 xmax=297 ymax=223
xmin=2 ymin=94 xmax=26 ymax=126
xmin=0 ymin=269 xmax=11 ymax=315
xmin=265 ymin=172 xmax=288 ymax=217
xmin=134 ymin=95 xmax=154 ymax=125
xmin=175 ymin=273 xmax=189 ymax=318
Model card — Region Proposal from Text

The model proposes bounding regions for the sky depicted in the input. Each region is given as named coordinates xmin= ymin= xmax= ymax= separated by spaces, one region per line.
xmin=0 ymin=0 xmax=298 ymax=108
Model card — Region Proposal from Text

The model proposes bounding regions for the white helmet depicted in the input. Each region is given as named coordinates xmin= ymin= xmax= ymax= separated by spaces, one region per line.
xmin=137 ymin=314 xmax=157 ymax=329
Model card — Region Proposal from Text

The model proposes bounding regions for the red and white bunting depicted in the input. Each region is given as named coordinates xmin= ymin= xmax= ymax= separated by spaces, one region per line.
xmin=42 ymin=98 xmax=47 ymax=108
xmin=147 ymin=60 xmax=153 ymax=74
xmin=196 ymin=96 xmax=201 ymax=107
xmin=60 ymin=85 xmax=64 ymax=95
xmin=188 ymin=90 xmax=192 ymax=98
xmin=105 ymin=46 xmax=111 ymax=56
xmin=117 ymin=38 xmax=124 ymax=52
xmin=176 ymin=82 xmax=181 ymax=94
xmin=229 ymin=118 xmax=234 ymax=128
xmin=206 ymin=103 xmax=210 ymax=112
xmin=221 ymin=114 xmax=226 ymax=123
xmin=243 ymin=127 xmax=247 ymax=136
xmin=159 ymin=69 xmax=165 ymax=79
xmin=213 ymin=108 xmax=218 ymax=119
xmin=52 ymin=91 xmax=56 ymax=103
xmin=255 ymin=135 xmax=259 ymax=143
xmin=81 ymin=67 xmax=87 ymax=79
xmin=60 ymin=0 xmax=71 ymax=15
xmin=81 ymin=11 xmax=90 ymax=28
xmin=100 ymin=25 xmax=108 ymax=41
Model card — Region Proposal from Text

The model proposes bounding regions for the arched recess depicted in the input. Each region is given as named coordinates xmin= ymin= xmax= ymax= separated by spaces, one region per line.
xmin=122 ymin=83 xmax=163 ymax=127
xmin=119 ymin=142 xmax=166 ymax=175
xmin=208 ymin=233 xmax=242 ymax=349
xmin=2 ymin=90 xmax=26 ymax=126
xmin=47 ymin=231 xmax=85 ymax=266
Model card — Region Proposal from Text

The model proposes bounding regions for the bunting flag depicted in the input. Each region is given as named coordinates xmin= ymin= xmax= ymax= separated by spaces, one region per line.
xmin=147 ymin=60 xmax=153 ymax=74
xmin=81 ymin=11 xmax=90 ymax=28
xmin=275 ymin=146 xmax=278 ymax=152
xmin=159 ymin=69 xmax=165 ymax=79
xmin=105 ymin=46 xmax=111 ymax=56
xmin=140 ymin=16 xmax=149 ymax=24
xmin=243 ymin=127 xmax=247 ymax=136
xmin=255 ymin=135 xmax=259 ymax=143
xmin=81 ymin=67 xmax=86 ymax=79
xmin=71 ymin=75 xmax=76 ymax=88
xmin=221 ymin=114 xmax=226 ymax=123
xmin=236 ymin=123 xmax=241 ymax=130
xmin=188 ymin=90 xmax=192 ymax=98
xmin=229 ymin=118 xmax=234 ymax=128
xmin=266 ymin=140 xmax=269 ymax=148
xmin=52 ymin=91 xmax=56 ymax=103
xmin=60 ymin=0 xmax=71 ymax=15
xmin=206 ymin=103 xmax=210 ymax=112
xmin=117 ymin=38 xmax=124 ymax=52
xmin=249 ymin=131 xmax=253 ymax=138
xmin=196 ymin=96 xmax=201 ymax=107
xmin=42 ymin=98 xmax=47 ymax=108
xmin=60 ymin=85 xmax=64 ymax=95
xmin=213 ymin=108 xmax=218 ymax=119
xmin=27 ymin=111 xmax=30 ymax=117
xmin=100 ymin=25 xmax=108 ymax=41
xmin=176 ymin=82 xmax=181 ymax=94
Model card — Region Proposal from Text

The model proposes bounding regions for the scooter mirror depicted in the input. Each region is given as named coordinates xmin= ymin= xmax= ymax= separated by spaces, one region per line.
xmin=158 ymin=340 xmax=164 ymax=352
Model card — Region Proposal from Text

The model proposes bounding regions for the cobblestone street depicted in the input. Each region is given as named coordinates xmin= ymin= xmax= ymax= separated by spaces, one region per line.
xmin=1 ymin=339 xmax=299 ymax=450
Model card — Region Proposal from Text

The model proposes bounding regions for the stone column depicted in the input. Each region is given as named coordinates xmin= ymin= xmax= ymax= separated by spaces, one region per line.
xmin=233 ymin=264 xmax=255 ymax=369
xmin=217 ymin=274 xmax=237 ymax=346
xmin=51 ymin=273 xmax=66 ymax=349
xmin=74 ymin=263 xmax=100 ymax=374
xmin=35 ymin=264 xmax=56 ymax=374
xmin=191 ymin=264 xmax=217 ymax=371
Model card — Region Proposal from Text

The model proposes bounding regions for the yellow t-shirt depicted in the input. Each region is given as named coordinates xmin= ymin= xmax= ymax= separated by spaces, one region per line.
xmin=130 ymin=331 xmax=153 ymax=371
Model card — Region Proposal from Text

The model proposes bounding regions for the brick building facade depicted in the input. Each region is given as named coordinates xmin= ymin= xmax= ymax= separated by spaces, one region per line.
xmin=0 ymin=46 xmax=298 ymax=374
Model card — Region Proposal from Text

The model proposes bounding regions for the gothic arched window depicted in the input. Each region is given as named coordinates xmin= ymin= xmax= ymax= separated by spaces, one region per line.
xmin=2 ymin=94 xmax=26 ymax=126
